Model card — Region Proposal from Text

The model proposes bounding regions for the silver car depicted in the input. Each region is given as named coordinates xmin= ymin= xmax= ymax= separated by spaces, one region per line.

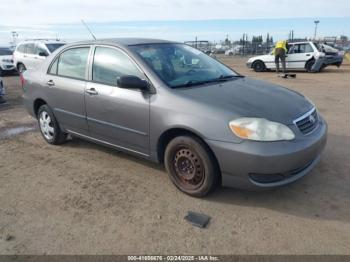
xmin=22 ymin=38 xmax=327 ymax=197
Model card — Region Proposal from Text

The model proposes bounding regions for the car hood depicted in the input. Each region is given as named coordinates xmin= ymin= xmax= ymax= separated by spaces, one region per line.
xmin=0 ymin=55 xmax=13 ymax=62
xmin=177 ymin=77 xmax=313 ymax=125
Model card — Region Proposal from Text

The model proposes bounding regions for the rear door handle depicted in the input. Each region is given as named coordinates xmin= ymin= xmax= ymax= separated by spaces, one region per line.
xmin=47 ymin=80 xmax=55 ymax=87
xmin=306 ymin=54 xmax=311 ymax=56
xmin=86 ymin=88 xmax=98 ymax=95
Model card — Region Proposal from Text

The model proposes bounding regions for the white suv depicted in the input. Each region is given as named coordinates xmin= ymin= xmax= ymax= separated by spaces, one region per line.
xmin=13 ymin=40 xmax=65 ymax=73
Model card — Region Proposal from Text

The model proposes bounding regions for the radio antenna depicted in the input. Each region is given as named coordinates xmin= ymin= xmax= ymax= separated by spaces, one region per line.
xmin=81 ymin=19 xmax=96 ymax=40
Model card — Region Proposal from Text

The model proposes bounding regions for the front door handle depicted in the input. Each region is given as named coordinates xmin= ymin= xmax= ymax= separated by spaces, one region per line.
xmin=47 ymin=80 xmax=55 ymax=86
xmin=306 ymin=54 xmax=311 ymax=56
xmin=86 ymin=88 xmax=98 ymax=95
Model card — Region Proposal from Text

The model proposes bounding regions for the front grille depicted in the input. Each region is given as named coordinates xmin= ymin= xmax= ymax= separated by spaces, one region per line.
xmin=294 ymin=108 xmax=319 ymax=135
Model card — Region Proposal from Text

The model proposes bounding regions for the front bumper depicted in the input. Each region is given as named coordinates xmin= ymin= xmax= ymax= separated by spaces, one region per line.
xmin=206 ymin=116 xmax=327 ymax=190
xmin=246 ymin=62 xmax=252 ymax=68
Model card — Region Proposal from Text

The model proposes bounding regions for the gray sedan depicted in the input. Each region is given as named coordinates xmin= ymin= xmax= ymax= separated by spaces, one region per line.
xmin=22 ymin=38 xmax=327 ymax=197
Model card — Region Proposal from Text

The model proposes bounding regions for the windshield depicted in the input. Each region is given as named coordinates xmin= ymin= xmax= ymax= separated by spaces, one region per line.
xmin=0 ymin=48 xmax=13 ymax=55
xmin=130 ymin=43 xmax=239 ymax=88
xmin=45 ymin=43 xmax=65 ymax=53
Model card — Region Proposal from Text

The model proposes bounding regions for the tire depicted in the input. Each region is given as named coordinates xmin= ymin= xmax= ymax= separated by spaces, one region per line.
xmin=252 ymin=60 xmax=265 ymax=72
xmin=37 ymin=104 xmax=67 ymax=145
xmin=305 ymin=59 xmax=315 ymax=72
xmin=164 ymin=135 xmax=219 ymax=197
xmin=17 ymin=63 xmax=26 ymax=74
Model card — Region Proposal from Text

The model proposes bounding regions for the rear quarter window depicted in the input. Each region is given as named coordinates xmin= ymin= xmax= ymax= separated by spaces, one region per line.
xmin=57 ymin=47 xmax=90 ymax=80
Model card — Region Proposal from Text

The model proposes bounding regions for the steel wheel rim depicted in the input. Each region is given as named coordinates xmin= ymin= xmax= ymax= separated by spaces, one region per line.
xmin=39 ymin=111 xmax=54 ymax=140
xmin=172 ymin=146 xmax=205 ymax=190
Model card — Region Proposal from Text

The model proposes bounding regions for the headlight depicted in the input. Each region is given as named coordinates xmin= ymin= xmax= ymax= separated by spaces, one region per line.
xmin=229 ymin=118 xmax=295 ymax=141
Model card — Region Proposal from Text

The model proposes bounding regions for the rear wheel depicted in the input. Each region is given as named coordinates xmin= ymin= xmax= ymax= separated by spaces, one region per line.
xmin=37 ymin=104 xmax=67 ymax=145
xmin=17 ymin=63 xmax=26 ymax=74
xmin=252 ymin=60 xmax=266 ymax=72
xmin=164 ymin=136 xmax=219 ymax=197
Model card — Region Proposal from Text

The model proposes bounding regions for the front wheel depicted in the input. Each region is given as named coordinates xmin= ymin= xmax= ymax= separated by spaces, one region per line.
xmin=252 ymin=61 xmax=266 ymax=72
xmin=37 ymin=104 xmax=67 ymax=145
xmin=164 ymin=136 xmax=219 ymax=197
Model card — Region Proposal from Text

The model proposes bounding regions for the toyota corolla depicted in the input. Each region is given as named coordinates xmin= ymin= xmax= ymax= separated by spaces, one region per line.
xmin=22 ymin=38 xmax=327 ymax=197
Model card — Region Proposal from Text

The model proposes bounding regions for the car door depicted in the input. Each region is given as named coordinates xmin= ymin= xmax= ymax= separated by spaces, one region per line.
xmin=45 ymin=46 xmax=90 ymax=135
xmin=23 ymin=43 xmax=37 ymax=70
xmin=84 ymin=45 xmax=150 ymax=156
xmin=286 ymin=43 xmax=314 ymax=69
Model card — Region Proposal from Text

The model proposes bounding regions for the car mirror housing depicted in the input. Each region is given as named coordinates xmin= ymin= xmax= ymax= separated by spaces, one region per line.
xmin=117 ymin=75 xmax=149 ymax=90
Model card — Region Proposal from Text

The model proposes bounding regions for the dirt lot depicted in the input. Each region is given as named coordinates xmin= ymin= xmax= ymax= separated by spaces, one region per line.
xmin=0 ymin=57 xmax=350 ymax=255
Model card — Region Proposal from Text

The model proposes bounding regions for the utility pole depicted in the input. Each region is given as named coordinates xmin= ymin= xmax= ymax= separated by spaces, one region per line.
xmin=314 ymin=20 xmax=320 ymax=40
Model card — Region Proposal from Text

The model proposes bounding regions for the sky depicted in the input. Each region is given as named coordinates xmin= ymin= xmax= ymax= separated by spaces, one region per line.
xmin=0 ymin=0 xmax=349 ymax=45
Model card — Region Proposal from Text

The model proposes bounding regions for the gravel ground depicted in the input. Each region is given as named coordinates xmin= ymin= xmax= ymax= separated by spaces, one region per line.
xmin=0 ymin=57 xmax=350 ymax=255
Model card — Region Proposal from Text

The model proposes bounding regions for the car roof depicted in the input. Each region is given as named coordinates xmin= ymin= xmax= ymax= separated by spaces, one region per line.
xmin=18 ymin=40 xmax=65 ymax=45
xmin=67 ymin=38 xmax=179 ymax=48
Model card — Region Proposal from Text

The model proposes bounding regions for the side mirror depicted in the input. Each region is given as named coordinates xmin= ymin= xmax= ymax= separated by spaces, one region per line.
xmin=39 ymin=52 xmax=48 ymax=57
xmin=117 ymin=75 xmax=149 ymax=90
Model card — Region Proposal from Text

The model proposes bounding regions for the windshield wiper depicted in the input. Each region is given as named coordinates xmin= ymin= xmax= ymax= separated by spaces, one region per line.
xmin=172 ymin=80 xmax=211 ymax=88
xmin=171 ymin=75 xmax=245 ymax=88
xmin=216 ymin=74 xmax=245 ymax=81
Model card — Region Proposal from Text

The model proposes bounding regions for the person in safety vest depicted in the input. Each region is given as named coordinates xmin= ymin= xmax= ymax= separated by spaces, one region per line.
xmin=273 ymin=40 xmax=288 ymax=75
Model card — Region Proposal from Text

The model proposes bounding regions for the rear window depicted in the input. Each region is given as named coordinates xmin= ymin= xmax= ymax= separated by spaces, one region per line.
xmin=45 ymin=43 xmax=65 ymax=53
xmin=0 ymin=48 xmax=13 ymax=55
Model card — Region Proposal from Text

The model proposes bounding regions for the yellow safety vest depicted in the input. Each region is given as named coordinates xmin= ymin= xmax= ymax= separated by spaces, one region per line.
xmin=275 ymin=40 xmax=287 ymax=52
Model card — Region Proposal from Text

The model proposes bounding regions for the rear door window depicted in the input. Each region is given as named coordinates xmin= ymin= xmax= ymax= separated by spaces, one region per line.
xmin=293 ymin=44 xmax=313 ymax=54
xmin=57 ymin=47 xmax=90 ymax=80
